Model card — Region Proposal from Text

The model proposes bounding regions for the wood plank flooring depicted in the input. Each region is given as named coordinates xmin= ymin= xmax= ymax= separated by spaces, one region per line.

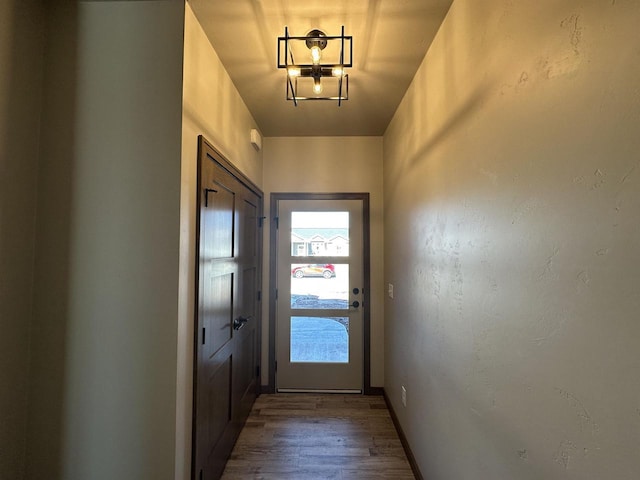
xmin=220 ymin=394 xmax=415 ymax=480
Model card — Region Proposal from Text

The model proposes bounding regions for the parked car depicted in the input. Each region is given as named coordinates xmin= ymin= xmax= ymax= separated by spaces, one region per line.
xmin=291 ymin=264 xmax=335 ymax=279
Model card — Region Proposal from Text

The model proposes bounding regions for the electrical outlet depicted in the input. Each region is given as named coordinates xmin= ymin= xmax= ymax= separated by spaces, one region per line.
xmin=401 ymin=385 xmax=407 ymax=407
xmin=388 ymin=283 xmax=394 ymax=299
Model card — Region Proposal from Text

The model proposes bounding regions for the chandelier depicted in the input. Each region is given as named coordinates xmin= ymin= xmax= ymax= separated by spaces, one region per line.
xmin=277 ymin=26 xmax=352 ymax=106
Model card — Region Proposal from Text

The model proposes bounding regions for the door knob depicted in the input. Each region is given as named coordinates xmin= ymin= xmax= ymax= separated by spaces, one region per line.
xmin=350 ymin=300 xmax=360 ymax=308
xmin=233 ymin=317 xmax=249 ymax=330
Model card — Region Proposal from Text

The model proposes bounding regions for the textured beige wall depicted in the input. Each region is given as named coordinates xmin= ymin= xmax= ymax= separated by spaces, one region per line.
xmin=384 ymin=0 xmax=640 ymax=478
xmin=26 ymin=2 xmax=185 ymax=479
xmin=0 ymin=1 xmax=44 ymax=479
xmin=177 ymin=5 xmax=264 ymax=478
xmin=262 ymin=136 xmax=384 ymax=387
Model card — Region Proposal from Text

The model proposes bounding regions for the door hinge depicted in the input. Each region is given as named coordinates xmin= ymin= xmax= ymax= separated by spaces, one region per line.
xmin=257 ymin=290 xmax=262 ymax=301
xmin=275 ymin=289 xmax=278 ymax=300
xmin=203 ymin=188 xmax=217 ymax=207
xmin=202 ymin=327 xmax=206 ymax=345
xmin=256 ymin=365 xmax=260 ymax=378
xmin=274 ymin=216 xmax=279 ymax=229
xmin=258 ymin=216 xmax=266 ymax=228
xmin=275 ymin=361 xmax=278 ymax=372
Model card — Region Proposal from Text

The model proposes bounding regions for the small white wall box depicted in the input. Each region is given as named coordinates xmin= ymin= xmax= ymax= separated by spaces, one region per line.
xmin=250 ymin=129 xmax=262 ymax=151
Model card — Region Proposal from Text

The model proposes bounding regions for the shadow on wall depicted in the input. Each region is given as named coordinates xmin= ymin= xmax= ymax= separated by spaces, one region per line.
xmin=0 ymin=1 xmax=53 ymax=478
xmin=384 ymin=78 xmax=492 ymax=204
xmin=24 ymin=2 xmax=79 ymax=478
xmin=1 ymin=1 xmax=31 ymax=477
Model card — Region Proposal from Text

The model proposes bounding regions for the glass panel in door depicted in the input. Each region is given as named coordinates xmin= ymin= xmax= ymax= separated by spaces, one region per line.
xmin=276 ymin=199 xmax=363 ymax=392
xmin=290 ymin=316 xmax=349 ymax=363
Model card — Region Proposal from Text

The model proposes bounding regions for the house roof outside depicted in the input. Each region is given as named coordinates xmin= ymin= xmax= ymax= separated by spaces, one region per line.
xmin=291 ymin=228 xmax=349 ymax=242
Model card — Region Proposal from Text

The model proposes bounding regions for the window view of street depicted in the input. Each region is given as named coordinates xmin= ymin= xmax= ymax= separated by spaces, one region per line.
xmin=290 ymin=264 xmax=349 ymax=309
xmin=291 ymin=211 xmax=349 ymax=257
xmin=289 ymin=211 xmax=351 ymax=363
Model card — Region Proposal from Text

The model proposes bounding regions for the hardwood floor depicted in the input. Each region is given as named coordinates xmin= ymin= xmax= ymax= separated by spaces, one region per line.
xmin=220 ymin=394 xmax=415 ymax=480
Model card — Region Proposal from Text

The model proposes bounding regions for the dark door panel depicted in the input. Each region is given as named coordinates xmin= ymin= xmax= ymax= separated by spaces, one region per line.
xmin=203 ymin=273 xmax=233 ymax=357
xmin=205 ymin=357 xmax=231 ymax=452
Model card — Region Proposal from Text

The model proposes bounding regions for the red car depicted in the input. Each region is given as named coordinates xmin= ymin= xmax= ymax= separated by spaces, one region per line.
xmin=291 ymin=264 xmax=335 ymax=279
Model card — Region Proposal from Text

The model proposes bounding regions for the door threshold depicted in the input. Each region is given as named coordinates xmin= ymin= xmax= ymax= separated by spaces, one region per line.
xmin=277 ymin=388 xmax=362 ymax=394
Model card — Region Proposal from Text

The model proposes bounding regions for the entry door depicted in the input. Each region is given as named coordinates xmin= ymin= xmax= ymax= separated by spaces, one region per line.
xmin=193 ymin=137 xmax=262 ymax=480
xmin=276 ymin=198 xmax=364 ymax=392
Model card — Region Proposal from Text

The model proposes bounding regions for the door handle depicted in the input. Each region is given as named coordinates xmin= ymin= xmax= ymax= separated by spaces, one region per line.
xmin=350 ymin=300 xmax=360 ymax=309
xmin=233 ymin=316 xmax=250 ymax=330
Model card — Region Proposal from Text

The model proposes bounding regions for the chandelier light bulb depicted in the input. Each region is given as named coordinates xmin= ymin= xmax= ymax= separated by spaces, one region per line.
xmin=310 ymin=45 xmax=322 ymax=64
xmin=313 ymin=77 xmax=323 ymax=94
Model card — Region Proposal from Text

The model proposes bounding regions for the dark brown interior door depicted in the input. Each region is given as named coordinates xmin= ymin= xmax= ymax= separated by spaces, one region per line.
xmin=193 ymin=136 xmax=262 ymax=480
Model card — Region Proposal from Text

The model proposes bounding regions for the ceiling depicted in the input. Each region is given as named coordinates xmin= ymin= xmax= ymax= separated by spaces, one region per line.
xmin=188 ymin=0 xmax=453 ymax=137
